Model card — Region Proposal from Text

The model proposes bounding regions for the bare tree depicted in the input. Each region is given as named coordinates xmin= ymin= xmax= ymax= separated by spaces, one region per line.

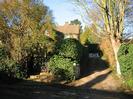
xmin=71 ymin=0 xmax=129 ymax=75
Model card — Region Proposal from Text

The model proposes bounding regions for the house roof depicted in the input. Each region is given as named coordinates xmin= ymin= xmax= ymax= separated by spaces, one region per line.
xmin=56 ymin=22 xmax=80 ymax=35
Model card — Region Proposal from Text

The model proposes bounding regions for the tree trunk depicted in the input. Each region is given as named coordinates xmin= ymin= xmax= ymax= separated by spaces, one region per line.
xmin=110 ymin=37 xmax=121 ymax=75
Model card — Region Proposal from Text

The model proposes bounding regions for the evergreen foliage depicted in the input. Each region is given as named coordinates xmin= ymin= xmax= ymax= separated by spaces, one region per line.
xmin=118 ymin=43 xmax=133 ymax=88
xmin=57 ymin=38 xmax=83 ymax=61
xmin=0 ymin=0 xmax=55 ymax=80
xmin=48 ymin=55 xmax=79 ymax=81
xmin=47 ymin=38 xmax=82 ymax=81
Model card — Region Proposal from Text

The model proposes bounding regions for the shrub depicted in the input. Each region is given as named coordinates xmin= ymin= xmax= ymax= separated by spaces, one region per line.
xmin=100 ymin=38 xmax=116 ymax=68
xmin=0 ymin=44 xmax=27 ymax=80
xmin=23 ymin=43 xmax=46 ymax=75
xmin=118 ymin=43 xmax=133 ymax=89
xmin=47 ymin=55 xmax=80 ymax=81
xmin=0 ymin=44 xmax=7 ymax=60
xmin=22 ymin=36 xmax=55 ymax=75
xmin=57 ymin=38 xmax=83 ymax=60
xmin=47 ymin=38 xmax=83 ymax=81
xmin=0 ymin=59 xmax=27 ymax=80
xmin=118 ymin=44 xmax=133 ymax=77
xmin=125 ymin=79 xmax=133 ymax=90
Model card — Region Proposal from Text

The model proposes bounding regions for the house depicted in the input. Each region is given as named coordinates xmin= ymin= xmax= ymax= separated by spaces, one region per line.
xmin=56 ymin=22 xmax=80 ymax=39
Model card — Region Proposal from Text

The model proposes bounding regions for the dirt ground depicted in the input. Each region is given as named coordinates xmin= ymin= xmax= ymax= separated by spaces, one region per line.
xmin=0 ymin=79 xmax=133 ymax=99
xmin=0 ymin=58 xmax=133 ymax=99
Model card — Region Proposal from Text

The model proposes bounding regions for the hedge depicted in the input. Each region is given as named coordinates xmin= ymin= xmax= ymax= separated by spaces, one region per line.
xmin=47 ymin=55 xmax=79 ymax=81
xmin=0 ymin=44 xmax=27 ymax=80
xmin=47 ymin=38 xmax=82 ymax=81
xmin=118 ymin=43 xmax=133 ymax=77
xmin=57 ymin=38 xmax=83 ymax=61
xmin=0 ymin=59 xmax=27 ymax=79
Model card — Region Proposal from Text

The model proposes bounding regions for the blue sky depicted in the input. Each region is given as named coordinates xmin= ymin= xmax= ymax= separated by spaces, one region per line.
xmin=43 ymin=0 xmax=133 ymax=36
xmin=43 ymin=0 xmax=83 ymax=25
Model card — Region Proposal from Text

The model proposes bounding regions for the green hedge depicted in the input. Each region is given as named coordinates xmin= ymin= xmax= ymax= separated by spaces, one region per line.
xmin=47 ymin=38 xmax=82 ymax=81
xmin=0 ymin=44 xmax=7 ymax=60
xmin=0 ymin=44 xmax=27 ymax=80
xmin=47 ymin=55 xmax=79 ymax=81
xmin=57 ymin=38 xmax=83 ymax=60
xmin=22 ymin=36 xmax=55 ymax=75
xmin=118 ymin=44 xmax=133 ymax=77
xmin=23 ymin=42 xmax=47 ymax=75
xmin=0 ymin=36 xmax=55 ymax=81
xmin=0 ymin=59 xmax=27 ymax=79
xmin=118 ymin=43 xmax=133 ymax=89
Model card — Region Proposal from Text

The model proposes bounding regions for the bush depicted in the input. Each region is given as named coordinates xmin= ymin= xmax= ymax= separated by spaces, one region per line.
xmin=47 ymin=38 xmax=83 ymax=81
xmin=0 ymin=59 xmax=27 ymax=80
xmin=0 ymin=44 xmax=27 ymax=80
xmin=0 ymin=44 xmax=7 ymax=60
xmin=57 ymin=38 xmax=83 ymax=61
xmin=47 ymin=55 xmax=80 ymax=81
xmin=118 ymin=43 xmax=133 ymax=89
xmin=125 ymin=79 xmax=133 ymax=90
xmin=22 ymin=36 xmax=55 ymax=75
xmin=23 ymin=42 xmax=46 ymax=75
xmin=118 ymin=44 xmax=133 ymax=77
